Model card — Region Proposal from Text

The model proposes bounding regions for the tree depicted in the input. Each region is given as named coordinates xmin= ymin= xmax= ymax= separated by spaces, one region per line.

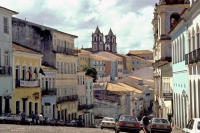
xmin=82 ymin=66 xmax=97 ymax=82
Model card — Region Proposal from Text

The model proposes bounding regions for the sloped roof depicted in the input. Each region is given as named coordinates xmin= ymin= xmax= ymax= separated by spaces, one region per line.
xmin=90 ymin=54 xmax=111 ymax=61
xmin=128 ymin=76 xmax=142 ymax=80
xmin=132 ymin=55 xmax=145 ymax=60
xmin=42 ymin=65 xmax=56 ymax=70
xmin=128 ymin=50 xmax=153 ymax=55
xmin=0 ymin=6 xmax=18 ymax=14
xmin=107 ymin=83 xmax=128 ymax=92
xmin=12 ymin=43 xmax=42 ymax=55
xmin=100 ymin=52 xmax=122 ymax=59
xmin=117 ymin=83 xmax=142 ymax=94
xmin=147 ymin=60 xmax=154 ymax=63
xmin=108 ymin=28 xmax=114 ymax=36
xmin=94 ymin=26 xmax=101 ymax=34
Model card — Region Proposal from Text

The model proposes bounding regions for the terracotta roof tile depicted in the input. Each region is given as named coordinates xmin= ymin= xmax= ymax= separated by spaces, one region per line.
xmin=12 ymin=43 xmax=42 ymax=55
xmin=128 ymin=50 xmax=153 ymax=55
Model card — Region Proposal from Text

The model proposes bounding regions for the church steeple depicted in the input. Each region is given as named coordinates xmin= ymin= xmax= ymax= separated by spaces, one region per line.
xmin=108 ymin=28 xmax=114 ymax=36
xmin=94 ymin=26 xmax=101 ymax=34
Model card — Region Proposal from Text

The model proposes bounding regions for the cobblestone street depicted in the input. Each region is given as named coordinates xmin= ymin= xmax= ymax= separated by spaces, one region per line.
xmin=0 ymin=124 xmax=181 ymax=133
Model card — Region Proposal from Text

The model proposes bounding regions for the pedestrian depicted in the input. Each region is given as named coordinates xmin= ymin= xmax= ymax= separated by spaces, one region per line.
xmin=21 ymin=111 xmax=25 ymax=124
xmin=142 ymin=113 xmax=150 ymax=133
xmin=35 ymin=112 xmax=39 ymax=125
xmin=31 ymin=111 xmax=35 ymax=124
xmin=171 ymin=115 xmax=175 ymax=129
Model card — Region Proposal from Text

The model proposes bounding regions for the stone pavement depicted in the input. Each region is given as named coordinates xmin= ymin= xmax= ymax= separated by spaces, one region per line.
xmin=0 ymin=124 xmax=182 ymax=133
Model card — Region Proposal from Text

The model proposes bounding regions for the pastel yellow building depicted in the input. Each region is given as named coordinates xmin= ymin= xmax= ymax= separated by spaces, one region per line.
xmin=79 ymin=53 xmax=90 ymax=70
xmin=12 ymin=43 xmax=43 ymax=115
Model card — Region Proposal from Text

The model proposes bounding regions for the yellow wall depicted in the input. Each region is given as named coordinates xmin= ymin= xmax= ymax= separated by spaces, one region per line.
xmin=57 ymin=101 xmax=78 ymax=114
xmin=13 ymin=52 xmax=42 ymax=115
xmin=79 ymin=54 xmax=90 ymax=70
xmin=12 ymin=87 xmax=41 ymax=114
xmin=126 ymin=58 xmax=132 ymax=73
xmin=14 ymin=56 xmax=41 ymax=80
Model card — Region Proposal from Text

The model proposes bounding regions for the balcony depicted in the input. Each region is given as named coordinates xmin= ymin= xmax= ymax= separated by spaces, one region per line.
xmin=56 ymin=46 xmax=75 ymax=55
xmin=78 ymin=104 xmax=87 ymax=111
xmin=56 ymin=94 xmax=78 ymax=104
xmin=185 ymin=48 xmax=200 ymax=65
xmin=0 ymin=66 xmax=12 ymax=75
xmin=86 ymin=104 xmax=94 ymax=110
xmin=15 ymin=79 xmax=40 ymax=88
xmin=42 ymin=88 xmax=57 ymax=96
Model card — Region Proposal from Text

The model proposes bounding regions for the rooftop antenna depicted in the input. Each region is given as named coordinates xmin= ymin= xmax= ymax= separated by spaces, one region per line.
xmin=25 ymin=18 xmax=26 ymax=21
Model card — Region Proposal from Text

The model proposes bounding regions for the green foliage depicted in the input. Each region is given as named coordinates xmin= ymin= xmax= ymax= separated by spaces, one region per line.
xmin=82 ymin=66 xmax=97 ymax=82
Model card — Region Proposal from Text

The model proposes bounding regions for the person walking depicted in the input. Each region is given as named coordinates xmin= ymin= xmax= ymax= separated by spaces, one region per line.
xmin=21 ymin=111 xmax=26 ymax=125
xmin=171 ymin=115 xmax=175 ymax=129
xmin=142 ymin=113 xmax=150 ymax=133
xmin=35 ymin=112 xmax=39 ymax=125
xmin=31 ymin=111 xmax=35 ymax=124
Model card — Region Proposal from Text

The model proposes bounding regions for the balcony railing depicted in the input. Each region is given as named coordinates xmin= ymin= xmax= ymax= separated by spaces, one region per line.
xmin=0 ymin=66 xmax=12 ymax=75
xmin=15 ymin=79 xmax=40 ymax=87
xmin=78 ymin=104 xmax=87 ymax=111
xmin=42 ymin=88 xmax=57 ymax=96
xmin=185 ymin=48 xmax=200 ymax=65
xmin=56 ymin=94 xmax=78 ymax=104
xmin=56 ymin=46 xmax=75 ymax=55
xmin=86 ymin=104 xmax=94 ymax=110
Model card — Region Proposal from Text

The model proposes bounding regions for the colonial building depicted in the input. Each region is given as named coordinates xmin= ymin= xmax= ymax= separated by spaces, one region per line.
xmin=151 ymin=0 xmax=189 ymax=118
xmin=92 ymin=26 xmax=117 ymax=53
xmin=41 ymin=65 xmax=57 ymax=119
xmin=12 ymin=43 xmax=43 ymax=115
xmin=0 ymin=7 xmax=18 ymax=114
xmin=168 ymin=0 xmax=200 ymax=128
xmin=12 ymin=17 xmax=78 ymax=120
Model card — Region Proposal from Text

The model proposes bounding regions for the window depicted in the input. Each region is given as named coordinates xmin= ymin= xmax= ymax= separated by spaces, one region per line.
xmin=3 ymin=17 xmax=9 ymax=34
xmin=22 ymin=66 xmax=26 ymax=80
xmin=61 ymin=62 xmax=63 ymax=74
xmin=57 ymin=62 xmax=59 ymax=73
xmin=4 ymin=51 xmax=9 ymax=66
xmin=49 ymin=78 xmax=52 ymax=88
xmin=0 ymin=49 xmax=1 ymax=66
xmin=74 ymin=63 xmax=76 ymax=74
xmin=71 ymin=63 xmax=73 ymax=74
xmin=133 ymin=61 xmax=134 ymax=64
xmin=64 ymin=62 xmax=66 ymax=74
xmin=68 ymin=63 xmax=70 ymax=74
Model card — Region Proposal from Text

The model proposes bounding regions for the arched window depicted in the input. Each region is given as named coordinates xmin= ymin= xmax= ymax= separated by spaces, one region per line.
xmin=188 ymin=32 xmax=191 ymax=52
xmin=192 ymin=28 xmax=195 ymax=51
xmin=179 ymin=36 xmax=182 ymax=62
xmin=196 ymin=24 xmax=200 ymax=49
xmin=170 ymin=13 xmax=181 ymax=29
xmin=183 ymin=34 xmax=185 ymax=60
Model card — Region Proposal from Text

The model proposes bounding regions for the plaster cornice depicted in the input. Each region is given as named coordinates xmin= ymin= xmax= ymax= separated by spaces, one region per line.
xmin=13 ymin=51 xmax=43 ymax=59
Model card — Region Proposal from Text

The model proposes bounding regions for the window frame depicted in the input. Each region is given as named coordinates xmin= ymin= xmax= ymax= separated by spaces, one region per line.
xmin=3 ymin=17 xmax=9 ymax=34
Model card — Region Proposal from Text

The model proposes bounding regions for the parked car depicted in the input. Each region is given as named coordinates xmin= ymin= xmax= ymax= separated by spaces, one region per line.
xmin=57 ymin=120 xmax=65 ymax=126
xmin=64 ymin=121 xmax=71 ymax=126
xmin=49 ymin=119 xmax=58 ymax=126
xmin=115 ymin=115 xmax=140 ymax=133
xmin=139 ymin=121 xmax=143 ymax=130
xmin=90 ymin=123 xmax=99 ymax=128
xmin=182 ymin=118 xmax=200 ymax=133
xmin=100 ymin=117 xmax=115 ymax=130
xmin=43 ymin=117 xmax=52 ymax=125
xmin=0 ymin=113 xmax=19 ymax=124
xmin=70 ymin=120 xmax=77 ymax=127
xmin=149 ymin=118 xmax=172 ymax=133
xmin=76 ymin=119 xmax=84 ymax=127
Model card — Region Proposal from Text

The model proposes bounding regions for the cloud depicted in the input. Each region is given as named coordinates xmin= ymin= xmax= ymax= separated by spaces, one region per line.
xmin=1 ymin=0 xmax=156 ymax=54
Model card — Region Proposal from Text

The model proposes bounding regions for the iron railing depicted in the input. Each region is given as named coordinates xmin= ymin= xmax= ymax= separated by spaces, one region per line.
xmin=0 ymin=66 xmax=12 ymax=75
xmin=42 ymin=88 xmax=57 ymax=95
xmin=56 ymin=94 xmax=78 ymax=104
xmin=185 ymin=48 xmax=200 ymax=65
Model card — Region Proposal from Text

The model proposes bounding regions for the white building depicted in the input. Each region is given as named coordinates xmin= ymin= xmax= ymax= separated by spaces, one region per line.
xmin=0 ymin=6 xmax=18 ymax=114
xmin=151 ymin=0 xmax=189 ymax=118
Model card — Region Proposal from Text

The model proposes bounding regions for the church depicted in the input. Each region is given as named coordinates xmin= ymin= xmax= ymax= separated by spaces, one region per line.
xmin=91 ymin=26 xmax=117 ymax=53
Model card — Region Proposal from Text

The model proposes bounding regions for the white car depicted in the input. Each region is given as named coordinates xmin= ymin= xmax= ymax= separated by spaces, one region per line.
xmin=149 ymin=118 xmax=172 ymax=133
xmin=100 ymin=117 xmax=115 ymax=130
xmin=182 ymin=118 xmax=200 ymax=133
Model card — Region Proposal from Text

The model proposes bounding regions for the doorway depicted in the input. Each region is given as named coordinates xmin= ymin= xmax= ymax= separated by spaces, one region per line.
xmin=29 ymin=102 xmax=32 ymax=115
xmin=0 ymin=96 xmax=2 ymax=114
xmin=16 ymin=101 xmax=20 ymax=114
xmin=35 ymin=102 xmax=38 ymax=114
xmin=53 ymin=104 xmax=55 ymax=119
xmin=5 ymin=98 xmax=10 ymax=113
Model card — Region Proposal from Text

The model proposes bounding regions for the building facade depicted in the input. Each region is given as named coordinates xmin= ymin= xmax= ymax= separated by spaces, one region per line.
xmin=41 ymin=65 xmax=57 ymax=119
xmin=0 ymin=7 xmax=18 ymax=114
xmin=12 ymin=17 xmax=78 ymax=120
xmin=151 ymin=0 xmax=189 ymax=118
xmin=12 ymin=43 xmax=43 ymax=115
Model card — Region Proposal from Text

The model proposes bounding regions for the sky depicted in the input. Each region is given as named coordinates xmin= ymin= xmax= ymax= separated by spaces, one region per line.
xmin=1 ymin=0 xmax=158 ymax=54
